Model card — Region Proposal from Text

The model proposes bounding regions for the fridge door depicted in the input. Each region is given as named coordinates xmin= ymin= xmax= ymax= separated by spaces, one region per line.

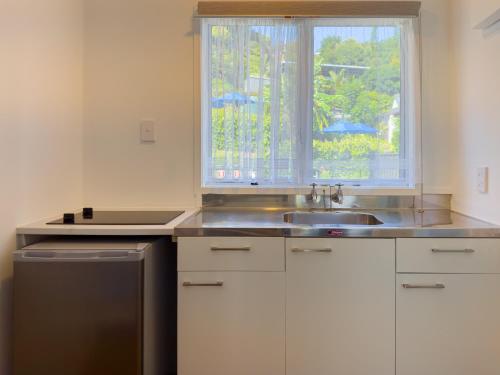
xmin=13 ymin=248 xmax=144 ymax=375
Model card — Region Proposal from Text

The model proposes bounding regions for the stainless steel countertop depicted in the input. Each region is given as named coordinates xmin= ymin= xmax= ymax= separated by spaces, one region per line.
xmin=174 ymin=208 xmax=500 ymax=238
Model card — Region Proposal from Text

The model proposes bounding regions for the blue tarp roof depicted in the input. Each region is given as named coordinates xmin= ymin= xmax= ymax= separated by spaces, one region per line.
xmin=323 ymin=120 xmax=377 ymax=135
xmin=212 ymin=93 xmax=255 ymax=108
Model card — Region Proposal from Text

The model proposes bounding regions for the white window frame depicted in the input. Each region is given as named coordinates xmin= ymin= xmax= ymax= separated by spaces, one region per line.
xmin=201 ymin=17 xmax=420 ymax=191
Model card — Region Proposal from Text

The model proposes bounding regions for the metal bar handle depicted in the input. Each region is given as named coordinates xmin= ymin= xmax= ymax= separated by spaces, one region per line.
xmin=183 ymin=281 xmax=224 ymax=287
xmin=15 ymin=250 xmax=144 ymax=262
xmin=402 ymin=283 xmax=445 ymax=289
xmin=210 ymin=246 xmax=251 ymax=252
xmin=432 ymin=248 xmax=475 ymax=253
xmin=22 ymin=251 xmax=132 ymax=259
xmin=291 ymin=248 xmax=332 ymax=253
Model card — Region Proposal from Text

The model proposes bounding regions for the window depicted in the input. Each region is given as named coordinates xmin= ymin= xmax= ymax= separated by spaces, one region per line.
xmin=201 ymin=17 xmax=420 ymax=188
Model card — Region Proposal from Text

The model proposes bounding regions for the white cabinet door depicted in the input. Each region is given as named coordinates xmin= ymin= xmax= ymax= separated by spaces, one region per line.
xmin=397 ymin=274 xmax=500 ymax=375
xmin=286 ymin=238 xmax=395 ymax=375
xmin=178 ymin=272 xmax=285 ymax=375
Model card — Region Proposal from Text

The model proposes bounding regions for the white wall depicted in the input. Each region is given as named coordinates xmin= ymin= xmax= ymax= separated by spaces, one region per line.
xmin=83 ymin=0 xmax=197 ymax=208
xmin=450 ymin=0 xmax=500 ymax=223
xmin=0 ymin=1 xmax=84 ymax=372
xmin=82 ymin=0 xmax=454 ymax=208
xmin=420 ymin=0 xmax=453 ymax=193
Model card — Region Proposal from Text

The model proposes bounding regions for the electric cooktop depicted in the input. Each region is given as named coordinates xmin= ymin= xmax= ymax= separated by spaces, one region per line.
xmin=47 ymin=209 xmax=184 ymax=225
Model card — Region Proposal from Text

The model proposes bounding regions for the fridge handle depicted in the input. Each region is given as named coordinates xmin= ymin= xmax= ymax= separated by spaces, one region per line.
xmin=13 ymin=250 xmax=144 ymax=262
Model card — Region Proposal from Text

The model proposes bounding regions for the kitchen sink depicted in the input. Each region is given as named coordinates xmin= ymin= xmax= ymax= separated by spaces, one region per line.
xmin=283 ymin=211 xmax=384 ymax=226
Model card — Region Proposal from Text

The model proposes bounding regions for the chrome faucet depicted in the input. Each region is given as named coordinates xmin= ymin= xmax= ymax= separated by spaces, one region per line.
xmin=331 ymin=183 xmax=344 ymax=205
xmin=308 ymin=183 xmax=318 ymax=202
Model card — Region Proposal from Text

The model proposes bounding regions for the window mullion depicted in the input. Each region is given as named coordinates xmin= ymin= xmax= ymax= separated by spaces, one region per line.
xmin=297 ymin=20 xmax=314 ymax=186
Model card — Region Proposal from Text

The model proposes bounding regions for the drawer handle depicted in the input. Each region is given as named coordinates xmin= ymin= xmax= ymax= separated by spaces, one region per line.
xmin=402 ymin=283 xmax=445 ymax=289
xmin=210 ymin=246 xmax=251 ymax=252
xmin=291 ymin=248 xmax=332 ymax=253
xmin=431 ymin=248 xmax=475 ymax=253
xmin=183 ymin=281 xmax=224 ymax=287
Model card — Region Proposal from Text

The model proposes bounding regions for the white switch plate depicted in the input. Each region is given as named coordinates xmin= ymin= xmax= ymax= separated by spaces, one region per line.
xmin=477 ymin=167 xmax=488 ymax=193
xmin=140 ymin=120 xmax=156 ymax=142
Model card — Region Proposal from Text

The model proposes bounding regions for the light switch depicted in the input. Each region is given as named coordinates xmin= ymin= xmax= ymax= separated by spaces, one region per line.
xmin=477 ymin=167 xmax=488 ymax=193
xmin=140 ymin=120 xmax=156 ymax=142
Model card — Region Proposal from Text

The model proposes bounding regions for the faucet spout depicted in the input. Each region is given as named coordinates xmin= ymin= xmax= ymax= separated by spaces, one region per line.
xmin=331 ymin=184 xmax=344 ymax=205
xmin=307 ymin=183 xmax=318 ymax=202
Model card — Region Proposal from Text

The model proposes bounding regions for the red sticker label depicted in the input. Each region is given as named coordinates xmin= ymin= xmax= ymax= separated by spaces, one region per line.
xmin=327 ymin=229 xmax=344 ymax=237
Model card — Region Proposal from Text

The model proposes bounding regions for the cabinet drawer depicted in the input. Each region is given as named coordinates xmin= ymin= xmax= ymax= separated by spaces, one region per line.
xmin=397 ymin=238 xmax=500 ymax=273
xmin=178 ymin=237 xmax=285 ymax=271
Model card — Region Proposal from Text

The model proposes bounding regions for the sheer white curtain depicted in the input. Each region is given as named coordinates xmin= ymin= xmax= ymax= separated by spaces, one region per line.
xmin=201 ymin=17 xmax=422 ymax=189
xmin=307 ymin=18 xmax=421 ymax=187
xmin=404 ymin=17 xmax=422 ymax=189
xmin=202 ymin=18 xmax=300 ymax=185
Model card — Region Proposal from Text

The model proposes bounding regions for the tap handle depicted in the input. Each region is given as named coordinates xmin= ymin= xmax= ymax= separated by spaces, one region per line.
xmin=309 ymin=183 xmax=318 ymax=200
xmin=331 ymin=183 xmax=344 ymax=205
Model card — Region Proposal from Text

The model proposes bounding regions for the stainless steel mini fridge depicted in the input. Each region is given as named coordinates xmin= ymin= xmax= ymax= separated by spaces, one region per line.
xmin=13 ymin=238 xmax=176 ymax=375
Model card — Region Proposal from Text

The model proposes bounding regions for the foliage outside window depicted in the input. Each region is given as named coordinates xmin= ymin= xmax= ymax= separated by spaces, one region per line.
xmin=201 ymin=17 xmax=420 ymax=188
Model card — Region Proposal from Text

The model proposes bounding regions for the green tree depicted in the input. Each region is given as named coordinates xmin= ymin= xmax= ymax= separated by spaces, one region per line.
xmin=350 ymin=91 xmax=393 ymax=126
xmin=333 ymin=38 xmax=370 ymax=66
xmin=317 ymin=36 xmax=342 ymax=64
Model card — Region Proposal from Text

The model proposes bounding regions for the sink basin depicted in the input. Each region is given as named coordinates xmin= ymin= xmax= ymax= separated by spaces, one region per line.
xmin=283 ymin=211 xmax=384 ymax=226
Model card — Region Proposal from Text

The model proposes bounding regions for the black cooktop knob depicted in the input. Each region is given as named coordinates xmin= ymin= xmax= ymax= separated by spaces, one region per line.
xmin=83 ymin=207 xmax=94 ymax=219
xmin=63 ymin=213 xmax=75 ymax=224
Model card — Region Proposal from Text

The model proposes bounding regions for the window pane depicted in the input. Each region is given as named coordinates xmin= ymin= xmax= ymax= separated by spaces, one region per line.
xmin=206 ymin=20 xmax=298 ymax=185
xmin=312 ymin=22 xmax=405 ymax=184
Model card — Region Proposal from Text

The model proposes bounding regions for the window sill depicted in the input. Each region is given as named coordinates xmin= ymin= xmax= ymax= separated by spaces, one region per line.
xmin=201 ymin=185 xmax=422 ymax=196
